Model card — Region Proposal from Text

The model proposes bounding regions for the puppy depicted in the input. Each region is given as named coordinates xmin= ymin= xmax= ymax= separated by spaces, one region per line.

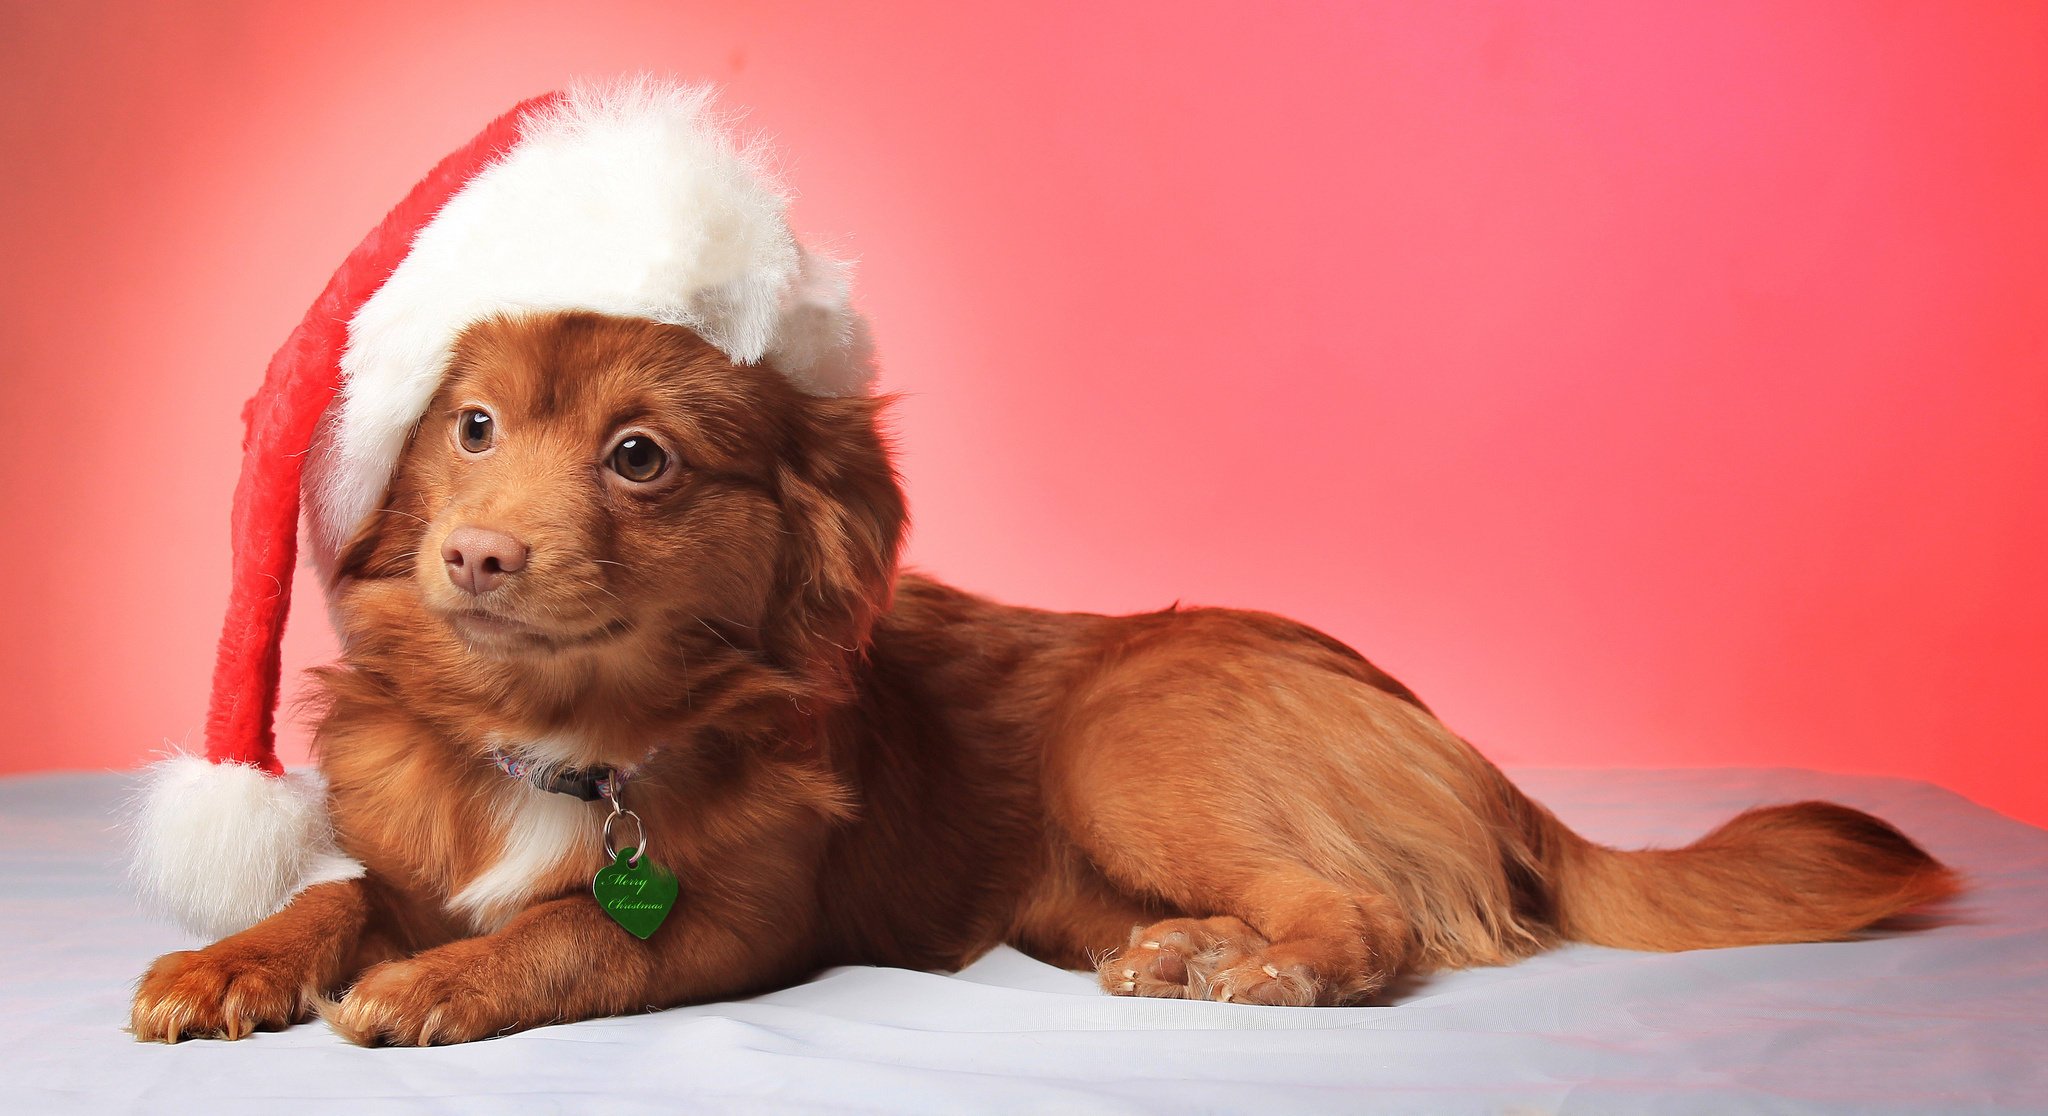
xmin=131 ymin=310 xmax=1957 ymax=1044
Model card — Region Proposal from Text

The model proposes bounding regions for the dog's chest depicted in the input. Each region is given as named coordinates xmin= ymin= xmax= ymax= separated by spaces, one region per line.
xmin=446 ymin=781 xmax=605 ymax=933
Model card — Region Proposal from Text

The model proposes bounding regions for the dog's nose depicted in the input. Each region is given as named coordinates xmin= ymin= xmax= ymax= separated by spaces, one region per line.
xmin=441 ymin=527 xmax=529 ymax=595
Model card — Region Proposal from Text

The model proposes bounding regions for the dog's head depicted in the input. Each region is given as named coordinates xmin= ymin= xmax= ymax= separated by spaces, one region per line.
xmin=331 ymin=310 xmax=904 ymax=745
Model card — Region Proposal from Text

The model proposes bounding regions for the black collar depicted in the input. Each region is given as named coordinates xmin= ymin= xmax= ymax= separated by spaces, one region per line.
xmin=489 ymin=749 xmax=635 ymax=802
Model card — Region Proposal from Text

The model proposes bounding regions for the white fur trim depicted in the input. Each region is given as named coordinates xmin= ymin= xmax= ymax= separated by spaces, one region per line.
xmin=307 ymin=78 xmax=872 ymax=568
xmin=127 ymin=755 xmax=366 ymax=940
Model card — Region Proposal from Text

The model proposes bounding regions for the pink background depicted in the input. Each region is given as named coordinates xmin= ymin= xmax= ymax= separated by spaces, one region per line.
xmin=2 ymin=2 xmax=2043 ymax=825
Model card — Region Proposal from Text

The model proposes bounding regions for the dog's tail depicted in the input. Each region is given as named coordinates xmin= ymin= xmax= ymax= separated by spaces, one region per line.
xmin=1525 ymin=797 xmax=1959 ymax=951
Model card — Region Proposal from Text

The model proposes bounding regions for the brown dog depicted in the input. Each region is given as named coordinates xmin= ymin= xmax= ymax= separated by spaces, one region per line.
xmin=131 ymin=310 xmax=1957 ymax=1045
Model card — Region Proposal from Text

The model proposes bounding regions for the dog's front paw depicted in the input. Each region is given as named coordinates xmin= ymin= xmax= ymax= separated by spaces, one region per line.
xmin=322 ymin=951 xmax=506 ymax=1046
xmin=131 ymin=947 xmax=316 ymax=1042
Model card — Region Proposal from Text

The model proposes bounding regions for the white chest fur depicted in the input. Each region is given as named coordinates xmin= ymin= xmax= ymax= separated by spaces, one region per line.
xmin=447 ymin=780 xmax=603 ymax=933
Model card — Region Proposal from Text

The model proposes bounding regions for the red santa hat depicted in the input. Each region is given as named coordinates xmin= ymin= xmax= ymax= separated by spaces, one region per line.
xmin=131 ymin=78 xmax=873 ymax=939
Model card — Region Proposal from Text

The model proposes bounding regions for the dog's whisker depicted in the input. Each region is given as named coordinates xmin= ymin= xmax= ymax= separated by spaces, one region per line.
xmin=374 ymin=507 xmax=433 ymax=528
xmin=697 ymin=618 xmax=742 ymax=653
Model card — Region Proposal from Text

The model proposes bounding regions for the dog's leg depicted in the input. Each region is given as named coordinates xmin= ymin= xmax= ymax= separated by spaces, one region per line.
xmin=131 ymin=879 xmax=378 ymax=1042
xmin=1047 ymin=635 xmax=1512 ymax=1005
xmin=1048 ymin=712 xmax=1417 ymax=1004
xmin=322 ymin=893 xmax=807 ymax=1046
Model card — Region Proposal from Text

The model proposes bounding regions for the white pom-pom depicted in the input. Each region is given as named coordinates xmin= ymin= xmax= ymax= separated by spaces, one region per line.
xmin=127 ymin=754 xmax=365 ymax=940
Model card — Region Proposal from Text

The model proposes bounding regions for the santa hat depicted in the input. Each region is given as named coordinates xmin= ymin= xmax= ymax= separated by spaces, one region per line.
xmin=131 ymin=78 xmax=873 ymax=939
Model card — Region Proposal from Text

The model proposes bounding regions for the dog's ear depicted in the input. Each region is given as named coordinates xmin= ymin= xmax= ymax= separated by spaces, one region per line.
xmin=765 ymin=394 xmax=906 ymax=693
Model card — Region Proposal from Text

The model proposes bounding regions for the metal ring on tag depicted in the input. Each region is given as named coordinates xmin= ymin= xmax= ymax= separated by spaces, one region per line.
xmin=603 ymin=808 xmax=648 ymax=867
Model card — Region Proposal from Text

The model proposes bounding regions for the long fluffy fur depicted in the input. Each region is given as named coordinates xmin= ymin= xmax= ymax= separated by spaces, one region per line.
xmin=134 ymin=311 xmax=1957 ymax=1044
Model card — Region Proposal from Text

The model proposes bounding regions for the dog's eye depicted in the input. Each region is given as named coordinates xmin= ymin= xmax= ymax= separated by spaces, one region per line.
xmin=610 ymin=436 xmax=668 ymax=483
xmin=457 ymin=410 xmax=494 ymax=453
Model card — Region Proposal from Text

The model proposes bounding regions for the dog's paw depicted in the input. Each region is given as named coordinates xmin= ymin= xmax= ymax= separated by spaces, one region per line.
xmin=322 ymin=952 xmax=504 ymax=1046
xmin=1097 ymin=916 xmax=1266 ymax=999
xmin=1205 ymin=940 xmax=1385 ymax=1006
xmin=131 ymin=947 xmax=316 ymax=1042
xmin=1206 ymin=955 xmax=1322 ymax=1006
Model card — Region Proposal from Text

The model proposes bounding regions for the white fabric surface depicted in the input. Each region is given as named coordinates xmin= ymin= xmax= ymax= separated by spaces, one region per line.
xmin=4 ymin=767 xmax=2043 ymax=1114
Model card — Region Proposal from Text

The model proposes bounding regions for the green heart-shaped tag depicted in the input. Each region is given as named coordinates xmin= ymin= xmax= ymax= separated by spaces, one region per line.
xmin=592 ymin=847 xmax=678 ymax=940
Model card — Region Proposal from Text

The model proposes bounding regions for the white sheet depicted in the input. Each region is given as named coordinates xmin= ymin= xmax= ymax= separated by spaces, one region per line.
xmin=4 ymin=767 xmax=2043 ymax=1114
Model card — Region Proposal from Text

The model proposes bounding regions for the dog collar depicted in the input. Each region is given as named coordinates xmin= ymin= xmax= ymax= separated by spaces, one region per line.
xmin=488 ymin=744 xmax=677 ymax=939
xmin=489 ymin=749 xmax=637 ymax=802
